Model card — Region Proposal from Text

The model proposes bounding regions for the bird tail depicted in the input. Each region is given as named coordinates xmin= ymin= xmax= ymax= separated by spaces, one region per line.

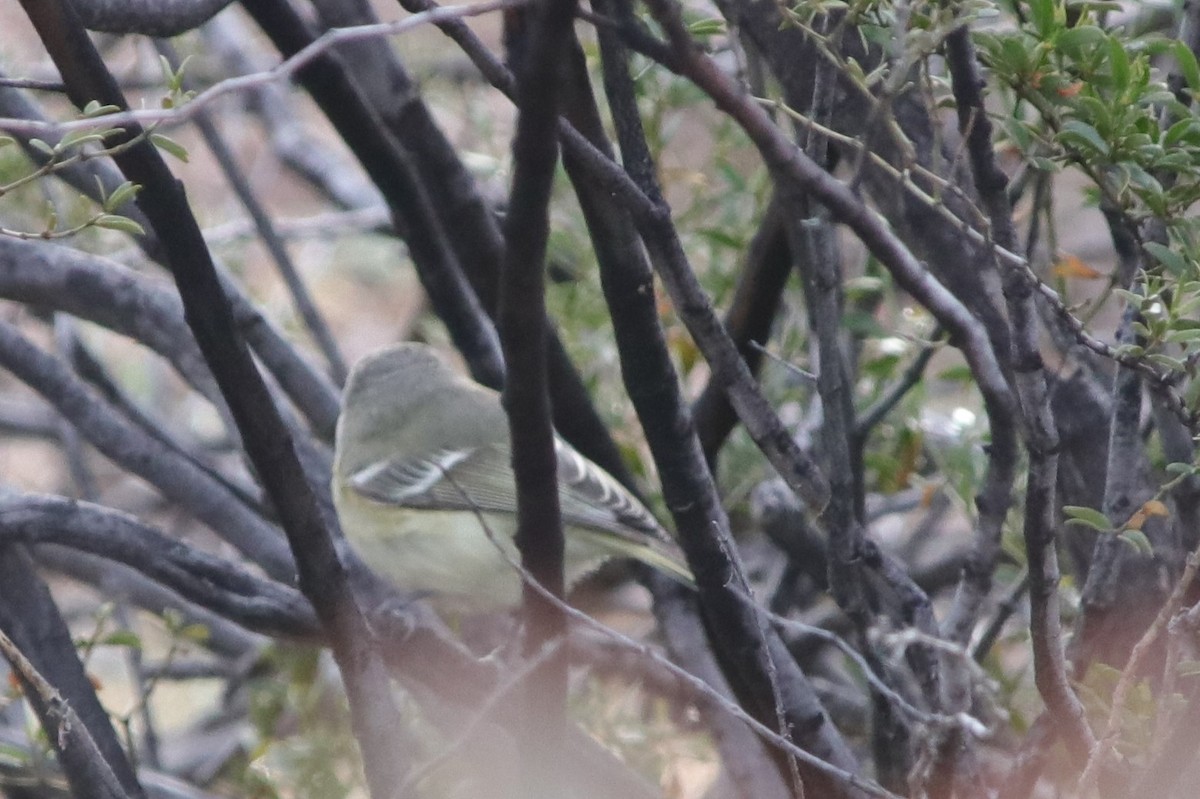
xmin=574 ymin=529 xmax=694 ymax=587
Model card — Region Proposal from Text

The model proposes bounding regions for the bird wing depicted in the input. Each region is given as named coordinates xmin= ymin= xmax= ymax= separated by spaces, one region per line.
xmin=346 ymin=440 xmax=666 ymax=543
xmin=345 ymin=445 xmax=516 ymax=514
xmin=551 ymin=440 xmax=693 ymax=582
xmin=552 ymin=439 xmax=664 ymax=538
xmin=345 ymin=442 xmax=692 ymax=584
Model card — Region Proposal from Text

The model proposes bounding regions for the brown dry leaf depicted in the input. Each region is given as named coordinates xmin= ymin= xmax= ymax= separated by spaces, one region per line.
xmin=1143 ymin=499 xmax=1170 ymax=517
xmin=1125 ymin=500 xmax=1169 ymax=531
xmin=1052 ymin=253 xmax=1103 ymax=280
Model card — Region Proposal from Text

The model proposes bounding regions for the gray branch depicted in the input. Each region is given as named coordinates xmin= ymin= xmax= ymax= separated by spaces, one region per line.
xmin=70 ymin=0 xmax=234 ymax=36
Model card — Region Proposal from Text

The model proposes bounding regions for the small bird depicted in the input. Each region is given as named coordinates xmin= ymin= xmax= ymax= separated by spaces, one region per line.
xmin=332 ymin=343 xmax=693 ymax=614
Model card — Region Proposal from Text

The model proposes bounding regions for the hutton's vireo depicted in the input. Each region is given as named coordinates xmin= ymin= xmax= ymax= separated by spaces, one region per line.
xmin=332 ymin=344 xmax=692 ymax=613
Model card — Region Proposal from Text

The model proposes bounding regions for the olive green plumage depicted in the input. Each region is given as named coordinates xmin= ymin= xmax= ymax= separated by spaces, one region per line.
xmin=332 ymin=343 xmax=692 ymax=613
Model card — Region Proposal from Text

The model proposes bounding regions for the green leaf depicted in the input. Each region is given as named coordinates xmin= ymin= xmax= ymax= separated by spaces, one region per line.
xmin=844 ymin=275 xmax=886 ymax=297
xmin=1154 ymin=151 xmax=1197 ymax=170
xmin=58 ymin=130 xmax=107 ymax=150
xmin=1063 ymin=505 xmax=1113 ymax=531
xmin=1057 ymin=120 xmax=1109 ymax=157
xmin=938 ymin=365 xmax=975 ymax=383
xmin=150 ymin=133 xmax=189 ymax=162
xmin=844 ymin=57 xmax=867 ymax=84
xmin=1029 ymin=155 xmax=1061 ymax=172
xmin=687 ymin=17 xmax=725 ymax=37
xmin=1028 ymin=0 xmax=1056 ymax=36
xmin=973 ymin=31 xmax=1004 ymax=63
xmin=80 ymin=101 xmax=121 ymax=118
xmin=1165 ymin=462 xmax=1199 ymax=475
xmin=1113 ymin=288 xmax=1145 ymax=307
xmin=93 ymin=214 xmax=145 ymax=236
xmin=1174 ymin=40 xmax=1200 ymax=94
xmin=1124 ymin=163 xmax=1163 ymax=197
xmin=1066 ymin=0 xmax=1124 ymax=10
xmin=1163 ymin=118 xmax=1200 ymax=147
xmin=863 ymin=353 xmax=901 ymax=379
xmin=843 ymin=310 xmax=887 ymax=338
xmin=1108 ymin=36 xmax=1131 ymax=91
xmin=1002 ymin=118 xmax=1034 ymax=152
xmin=1144 ymin=242 xmax=1190 ymax=277
xmin=1118 ymin=528 xmax=1153 ymax=555
xmin=1166 ymin=328 xmax=1200 ymax=344
xmin=696 ymin=226 xmax=743 ymax=249
xmin=103 ymin=181 xmax=140 ymax=212
xmin=101 ymin=630 xmax=142 ymax=649
xmin=1187 ymin=376 xmax=1200 ymax=409
xmin=1056 ymin=25 xmax=1106 ymax=58
xmin=1000 ymin=36 xmax=1035 ymax=76
xmin=1147 ymin=353 xmax=1186 ymax=372
xmin=158 ymin=54 xmax=179 ymax=93
xmin=180 ymin=623 xmax=211 ymax=643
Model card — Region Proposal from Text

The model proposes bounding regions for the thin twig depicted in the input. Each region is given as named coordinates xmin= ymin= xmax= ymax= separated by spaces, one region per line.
xmin=154 ymin=40 xmax=348 ymax=385
xmin=0 ymin=1 xmax=526 ymax=138
xmin=441 ymin=470 xmax=901 ymax=799
xmin=0 ymin=605 xmax=131 ymax=799
xmin=1075 ymin=545 xmax=1200 ymax=795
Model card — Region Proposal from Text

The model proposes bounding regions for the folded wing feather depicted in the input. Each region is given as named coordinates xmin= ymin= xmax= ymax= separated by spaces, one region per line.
xmin=348 ymin=440 xmax=667 ymax=545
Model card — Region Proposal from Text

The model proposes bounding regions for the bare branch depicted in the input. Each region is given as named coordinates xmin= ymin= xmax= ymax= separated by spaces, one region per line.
xmin=0 ymin=2 xmax=523 ymax=138
xmin=69 ymin=0 xmax=233 ymax=37
xmin=0 ymin=492 xmax=319 ymax=638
